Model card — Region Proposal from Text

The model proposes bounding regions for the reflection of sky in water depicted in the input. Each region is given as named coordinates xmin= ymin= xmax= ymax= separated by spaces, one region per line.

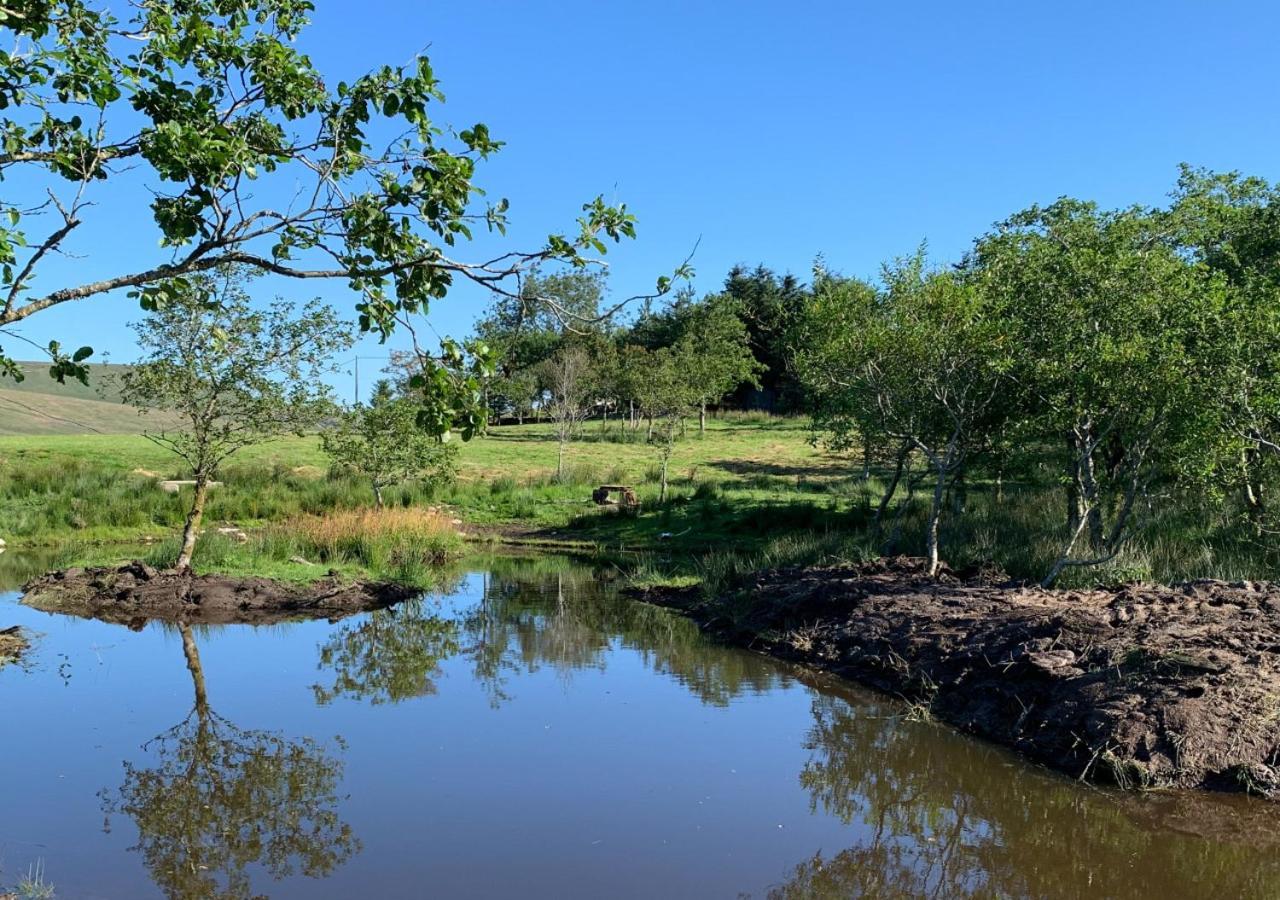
xmin=2 ymin=557 xmax=1280 ymax=899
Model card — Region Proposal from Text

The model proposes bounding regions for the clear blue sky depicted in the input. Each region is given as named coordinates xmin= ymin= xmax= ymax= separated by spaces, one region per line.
xmin=13 ymin=0 xmax=1280 ymax=400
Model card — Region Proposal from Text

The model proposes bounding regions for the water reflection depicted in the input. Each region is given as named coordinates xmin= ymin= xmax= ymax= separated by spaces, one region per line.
xmin=765 ymin=687 xmax=1280 ymax=899
xmin=462 ymin=556 xmax=792 ymax=707
xmin=7 ymin=552 xmax=1280 ymax=898
xmin=101 ymin=623 xmax=359 ymax=899
xmin=313 ymin=598 xmax=461 ymax=705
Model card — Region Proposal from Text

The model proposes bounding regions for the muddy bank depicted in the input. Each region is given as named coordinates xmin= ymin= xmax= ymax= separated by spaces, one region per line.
xmin=0 ymin=625 xmax=27 ymax=667
xmin=22 ymin=562 xmax=419 ymax=626
xmin=643 ymin=557 xmax=1280 ymax=797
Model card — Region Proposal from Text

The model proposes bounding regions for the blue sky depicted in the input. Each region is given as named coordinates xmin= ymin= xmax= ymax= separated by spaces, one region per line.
xmin=11 ymin=1 xmax=1280 ymax=400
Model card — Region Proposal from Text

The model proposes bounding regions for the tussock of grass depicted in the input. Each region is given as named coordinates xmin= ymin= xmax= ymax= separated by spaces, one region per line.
xmin=281 ymin=507 xmax=461 ymax=569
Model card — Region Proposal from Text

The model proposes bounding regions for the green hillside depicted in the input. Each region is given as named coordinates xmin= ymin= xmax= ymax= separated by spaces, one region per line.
xmin=0 ymin=362 xmax=158 ymax=434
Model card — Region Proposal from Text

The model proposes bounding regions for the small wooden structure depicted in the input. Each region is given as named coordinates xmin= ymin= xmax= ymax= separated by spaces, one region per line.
xmin=592 ymin=484 xmax=639 ymax=508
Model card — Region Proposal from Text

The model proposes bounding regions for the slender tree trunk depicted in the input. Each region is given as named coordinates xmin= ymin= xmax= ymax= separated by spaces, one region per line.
xmin=373 ymin=481 xmax=384 ymax=509
xmin=874 ymin=442 xmax=909 ymax=531
xmin=660 ymin=451 xmax=670 ymax=503
xmin=1066 ymin=436 xmax=1084 ymax=536
xmin=861 ymin=440 xmax=871 ymax=481
xmin=1079 ymin=446 xmax=1105 ymax=550
xmin=647 ymin=415 xmax=654 ymax=440
xmin=925 ymin=457 xmax=947 ymax=577
xmin=699 ymin=402 xmax=706 ymax=435
xmin=175 ymin=472 xmax=211 ymax=572
xmin=557 ymin=436 xmax=566 ymax=479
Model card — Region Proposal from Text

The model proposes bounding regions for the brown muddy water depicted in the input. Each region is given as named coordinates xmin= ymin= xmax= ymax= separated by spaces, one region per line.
xmin=2 ymin=552 xmax=1280 ymax=899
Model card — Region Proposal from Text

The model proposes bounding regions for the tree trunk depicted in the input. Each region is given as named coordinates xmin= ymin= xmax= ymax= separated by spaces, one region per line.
xmin=373 ymin=481 xmax=384 ymax=509
xmin=557 ymin=437 xmax=566 ymax=479
xmin=699 ymin=402 xmax=706 ymax=435
xmin=660 ymin=453 xmax=670 ymax=503
xmin=175 ymin=472 xmax=211 ymax=572
xmin=647 ymin=415 xmax=654 ymax=440
xmin=925 ymin=458 xmax=947 ymax=577
xmin=874 ymin=442 xmax=909 ymax=531
xmin=861 ymin=440 xmax=871 ymax=481
xmin=1079 ymin=448 xmax=1105 ymax=550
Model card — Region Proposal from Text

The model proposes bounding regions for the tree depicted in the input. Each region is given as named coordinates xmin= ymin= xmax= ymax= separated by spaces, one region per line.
xmin=0 ymin=1 xmax=684 ymax=426
xmin=633 ymin=345 xmax=701 ymax=502
xmin=120 ymin=270 xmax=351 ymax=570
xmin=322 ymin=381 xmax=457 ymax=508
xmin=475 ymin=269 xmax=608 ymax=424
xmin=972 ymin=200 xmax=1228 ymax=585
xmin=539 ymin=344 xmax=595 ymax=479
xmin=721 ymin=264 xmax=809 ymax=411
xmin=796 ymin=254 xmax=1011 ymax=575
xmin=678 ymin=295 xmax=762 ymax=433
xmin=1169 ymin=167 xmax=1280 ymax=531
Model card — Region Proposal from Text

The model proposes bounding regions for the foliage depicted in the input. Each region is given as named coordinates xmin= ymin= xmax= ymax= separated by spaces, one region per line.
xmin=119 ymin=268 xmax=350 ymax=567
xmin=322 ymin=381 xmax=457 ymax=507
xmin=0 ymin=0 xmax=686 ymax=429
xmin=797 ymin=253 xmax=1011 ymax=574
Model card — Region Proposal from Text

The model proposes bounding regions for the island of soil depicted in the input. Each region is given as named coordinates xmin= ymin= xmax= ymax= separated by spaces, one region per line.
xmin=642 ymin=557 xmax=1280 ymax=798
xmin=22 ymin=562 xmax=419 ymax=627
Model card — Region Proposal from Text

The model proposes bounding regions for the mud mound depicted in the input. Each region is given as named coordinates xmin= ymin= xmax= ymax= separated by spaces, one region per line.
xmin=22 ymin=562 xmax=419 ymax=626
xmin=649 ymin=556 xmax=1280 ymax=797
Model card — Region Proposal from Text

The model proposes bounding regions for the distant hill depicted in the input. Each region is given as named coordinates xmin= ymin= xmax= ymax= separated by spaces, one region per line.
xmin=0 ymin=362 xmax=161 ymax=435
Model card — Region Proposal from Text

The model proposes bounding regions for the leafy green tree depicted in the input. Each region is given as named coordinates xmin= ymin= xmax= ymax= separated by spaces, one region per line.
xmin=796 ymin=255 xmax=1011 ymax=575
xmin=0 ymin=1 xmax=682 ymax=427
xmin=539 ymin=344 xmax=596 ymax=479
xmin=1169 ymin=167 xmax=1280 ymax=530
xmin=972 ymin=200 xmax=1230 ymax=585
xmin=475 ymin=269 xmax=608 ymax=425
xmin=322 ymin=381 xmax=457 ymax=508
xmin=721 ymin=264 xmax=809 ymax=411
xmin=120 ymin=270 xmax=351 ymax=570
xmin=679 ymin=295 xmax=762 ymax=433
xmin=632 ymin=344 xmax=702 ymax=502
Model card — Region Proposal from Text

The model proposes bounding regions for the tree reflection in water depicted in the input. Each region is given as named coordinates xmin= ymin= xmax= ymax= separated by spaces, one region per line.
xmin=462 ymin=560 xmax=791 ymax=707
xmin=764 ymin=689 xmax=1280 ymax=899
xmin=312 ymin=597 xmax=461 ymax=705
xmin=102 ymin=623 xmax=359 ymax=900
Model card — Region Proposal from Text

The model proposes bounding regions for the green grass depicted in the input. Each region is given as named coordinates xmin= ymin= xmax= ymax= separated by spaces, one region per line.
xmin=0 ymin=415 xmax=1274 ymax=591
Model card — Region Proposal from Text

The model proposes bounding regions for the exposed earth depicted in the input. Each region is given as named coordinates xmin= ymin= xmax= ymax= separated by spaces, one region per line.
xmin=22 ymin=562 xmax=419 ymax=626
xmin=643 ymin=556 xmax=1280 ymax=797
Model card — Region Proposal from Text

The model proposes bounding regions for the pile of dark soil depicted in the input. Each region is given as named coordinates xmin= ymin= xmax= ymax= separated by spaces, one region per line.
xmin=22 ymin=562 xmax=419 ymax=626
xmin=645 ymin=556 xmax=1280 ymax=797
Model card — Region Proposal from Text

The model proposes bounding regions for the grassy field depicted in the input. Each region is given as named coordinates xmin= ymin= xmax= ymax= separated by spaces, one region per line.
xmin=0 ymin=414 xmax=1273 ymax=589
xmin=0 ymin=362 xmax=171 ymax=435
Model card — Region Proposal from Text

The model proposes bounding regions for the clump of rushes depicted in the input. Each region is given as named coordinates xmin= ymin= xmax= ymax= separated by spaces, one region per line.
xmin=277 ymin=507 xmax=463 ymax=571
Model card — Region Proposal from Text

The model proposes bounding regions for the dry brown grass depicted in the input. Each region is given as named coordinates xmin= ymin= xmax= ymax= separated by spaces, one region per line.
xmin=267 ymin=506 xmax=463 ymax=572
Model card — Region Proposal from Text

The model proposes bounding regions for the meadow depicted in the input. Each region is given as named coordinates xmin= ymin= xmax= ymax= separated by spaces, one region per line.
xmin=0 ymin=413 xmax=1273 ymax=592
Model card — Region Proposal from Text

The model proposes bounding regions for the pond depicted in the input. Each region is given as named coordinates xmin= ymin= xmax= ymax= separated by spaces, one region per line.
xmin=2 ymin=552 xmax=1280 ymax=898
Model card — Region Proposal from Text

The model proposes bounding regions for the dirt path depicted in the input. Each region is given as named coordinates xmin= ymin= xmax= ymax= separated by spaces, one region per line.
xmin=643 ymin=557 xmax=1280 ymax=797
xmin=22 ymin=562 xmax=419 ymax=626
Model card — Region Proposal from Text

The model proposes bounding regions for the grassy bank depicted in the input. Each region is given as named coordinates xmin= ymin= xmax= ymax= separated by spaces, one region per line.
xmin=0 ymin=415 xmax=1274 ymax=588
